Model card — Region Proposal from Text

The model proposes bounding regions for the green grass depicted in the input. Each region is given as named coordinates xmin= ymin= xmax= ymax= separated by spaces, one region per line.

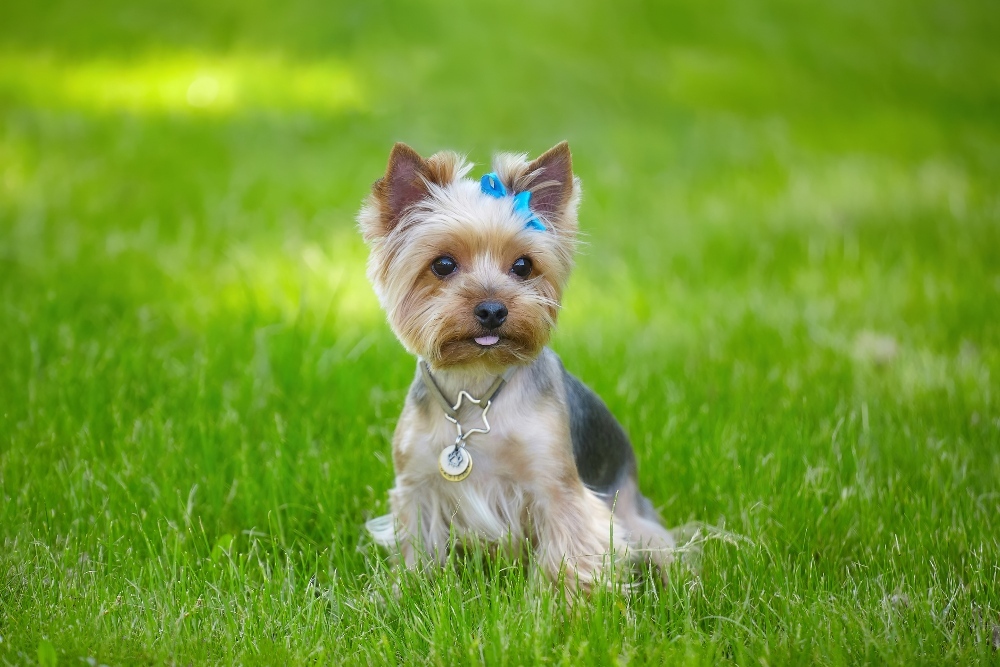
xmin=2 ymin=0 xmax=999 ymax=663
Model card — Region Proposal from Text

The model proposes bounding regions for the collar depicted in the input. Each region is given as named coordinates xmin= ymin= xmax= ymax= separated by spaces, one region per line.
xmin=419 ymin=361 xmax=517 ymax=420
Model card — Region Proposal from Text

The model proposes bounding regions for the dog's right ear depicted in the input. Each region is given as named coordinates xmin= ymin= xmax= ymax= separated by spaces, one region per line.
xmin=363 ymin=142 xmax=433 ymax=240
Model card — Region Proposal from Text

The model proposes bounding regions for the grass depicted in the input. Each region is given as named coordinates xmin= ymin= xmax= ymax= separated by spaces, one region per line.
xmin=1 ymin=0 xmax=999 ymax=663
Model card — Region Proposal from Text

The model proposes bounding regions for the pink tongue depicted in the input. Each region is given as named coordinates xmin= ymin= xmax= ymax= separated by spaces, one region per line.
xmin=475 ymin=335 xmax=500 ymax=346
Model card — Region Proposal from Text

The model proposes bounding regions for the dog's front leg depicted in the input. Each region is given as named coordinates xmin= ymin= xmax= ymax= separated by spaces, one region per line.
xmin=387 ymin=404 xmax=456 ymax=569
xmin=387 ymin=484 xmax=454 ymax=569
xmin=529 ymin=476 xmax=626 ymax=591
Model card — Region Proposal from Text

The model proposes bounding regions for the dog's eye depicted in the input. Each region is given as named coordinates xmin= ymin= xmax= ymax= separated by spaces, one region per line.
xmin=511 ymin=256 xmax=532 ymax=278
xmin=431 ymin=256 xmax=458 ymax=277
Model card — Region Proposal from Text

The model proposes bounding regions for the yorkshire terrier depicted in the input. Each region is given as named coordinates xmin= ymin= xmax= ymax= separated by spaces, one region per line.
xmin=360 ymin=141 xmax=674 ymax=589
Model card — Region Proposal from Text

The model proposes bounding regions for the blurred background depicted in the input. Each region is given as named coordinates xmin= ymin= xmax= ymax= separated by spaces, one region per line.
xmin=1 ymin=0 xmax=998 ymax=658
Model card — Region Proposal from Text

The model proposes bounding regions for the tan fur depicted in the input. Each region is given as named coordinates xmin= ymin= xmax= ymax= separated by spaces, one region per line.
xmin=384 ymin=351 xmax=627 ymax=588
xmin=359 ymin=142 xmax=670 ymax=590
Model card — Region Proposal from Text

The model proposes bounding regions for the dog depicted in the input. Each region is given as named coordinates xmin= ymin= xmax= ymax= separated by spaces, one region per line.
xmin=359 ymin=141 xmax=674 ymax=589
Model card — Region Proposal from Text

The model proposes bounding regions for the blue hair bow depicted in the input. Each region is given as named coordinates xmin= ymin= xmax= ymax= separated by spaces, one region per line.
xmin=480 ymin=172 xmax=546 ymax=231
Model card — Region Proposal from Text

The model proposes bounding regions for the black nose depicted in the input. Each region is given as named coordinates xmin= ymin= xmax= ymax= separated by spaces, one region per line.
xmin=474 ymin=300 xmax=508 ymax=329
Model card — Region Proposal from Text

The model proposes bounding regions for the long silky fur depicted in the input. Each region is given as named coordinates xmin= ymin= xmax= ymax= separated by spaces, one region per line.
xmin=359 ymin=144 xmax=673 ymax=590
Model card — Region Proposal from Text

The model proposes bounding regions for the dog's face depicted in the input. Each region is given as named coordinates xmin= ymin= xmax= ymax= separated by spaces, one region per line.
xmin=359 ymin=142 xmax=580 ymax=372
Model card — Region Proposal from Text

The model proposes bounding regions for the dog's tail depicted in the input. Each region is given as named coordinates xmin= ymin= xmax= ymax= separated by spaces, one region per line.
xmin=364 ymin=513 xmax=397 ymax=549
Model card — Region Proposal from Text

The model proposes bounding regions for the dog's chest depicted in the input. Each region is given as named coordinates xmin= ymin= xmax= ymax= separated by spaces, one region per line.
xmin=392 ymin=403 xmax=542 ymax=540
xmin=402 ymin=402 xmax=526 ymax=482
xmin=390 ymin=361 xmax=574 ymax=541
xmin=397 ymin=381 xmax=568 ymax=484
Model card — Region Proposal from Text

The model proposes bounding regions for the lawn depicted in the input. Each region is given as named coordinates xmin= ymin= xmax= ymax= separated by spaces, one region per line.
xmin=1 ymin=0 xmax=999 ymax=663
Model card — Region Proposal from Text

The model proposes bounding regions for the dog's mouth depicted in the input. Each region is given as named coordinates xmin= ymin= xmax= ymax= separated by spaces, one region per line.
xmin=473 ymin=334 xmax=501 ymax=347
xmin=435 ymin=329 xmax=544 ymax=369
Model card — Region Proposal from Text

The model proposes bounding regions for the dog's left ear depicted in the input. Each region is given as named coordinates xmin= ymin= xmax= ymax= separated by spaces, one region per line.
xmin=362 ymin=142 xmax=435 ymax=241
xmin=527 ymin=141 xmax=576 ymax=223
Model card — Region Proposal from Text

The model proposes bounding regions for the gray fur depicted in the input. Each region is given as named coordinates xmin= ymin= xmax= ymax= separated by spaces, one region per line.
xmin=560 ymin=363 xmax=665 ymax=526
xmin=522 ymin=352 xmax=558 ymax=403
xmin=407 ymin=372 xmax=436 ymax=420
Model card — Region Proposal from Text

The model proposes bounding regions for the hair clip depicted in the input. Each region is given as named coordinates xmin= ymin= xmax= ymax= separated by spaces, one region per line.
xmin=480 ymin=172 xmax=546 ymax=231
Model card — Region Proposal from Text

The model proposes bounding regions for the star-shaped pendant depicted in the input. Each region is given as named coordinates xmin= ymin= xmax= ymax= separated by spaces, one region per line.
xmin=444 ymin=390 xmax=492 ymax=441
xmin=438 ymin=391 xmax=492 ymax=483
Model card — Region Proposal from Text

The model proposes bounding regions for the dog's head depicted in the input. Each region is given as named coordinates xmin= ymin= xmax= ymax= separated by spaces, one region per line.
xmin=358 ymin=142 xmax=580 ymax=372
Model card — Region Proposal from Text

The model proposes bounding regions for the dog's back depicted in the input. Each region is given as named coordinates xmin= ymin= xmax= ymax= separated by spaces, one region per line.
xmin=559 ymin=356 xmax=676 ymax=563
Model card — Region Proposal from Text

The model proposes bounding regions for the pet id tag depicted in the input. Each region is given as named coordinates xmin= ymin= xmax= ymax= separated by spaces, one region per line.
xmin=439 ymin=445 xmax=472 ymax=482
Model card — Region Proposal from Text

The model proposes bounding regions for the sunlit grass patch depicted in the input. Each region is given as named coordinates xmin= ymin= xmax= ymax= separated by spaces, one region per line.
xmin=115 ymin=228 xmax=381 ymax=328
xmin=0 ymin=52 xmax=365 ymax=114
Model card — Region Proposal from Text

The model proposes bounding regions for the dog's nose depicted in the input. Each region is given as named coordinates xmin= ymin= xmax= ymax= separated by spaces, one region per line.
xmin=474 ymin=301 xmax=508 ymax=329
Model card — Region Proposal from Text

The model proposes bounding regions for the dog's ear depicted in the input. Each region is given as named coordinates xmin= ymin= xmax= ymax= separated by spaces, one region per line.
xmin=367 ymin=142 xmax=434 ymax=238
xmin=527 ymin=141 xmax=575 ymax=222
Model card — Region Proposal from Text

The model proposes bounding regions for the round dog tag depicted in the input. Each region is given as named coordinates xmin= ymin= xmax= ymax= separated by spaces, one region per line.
xmin=439 ymin=446 xmax=472 ymax=482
